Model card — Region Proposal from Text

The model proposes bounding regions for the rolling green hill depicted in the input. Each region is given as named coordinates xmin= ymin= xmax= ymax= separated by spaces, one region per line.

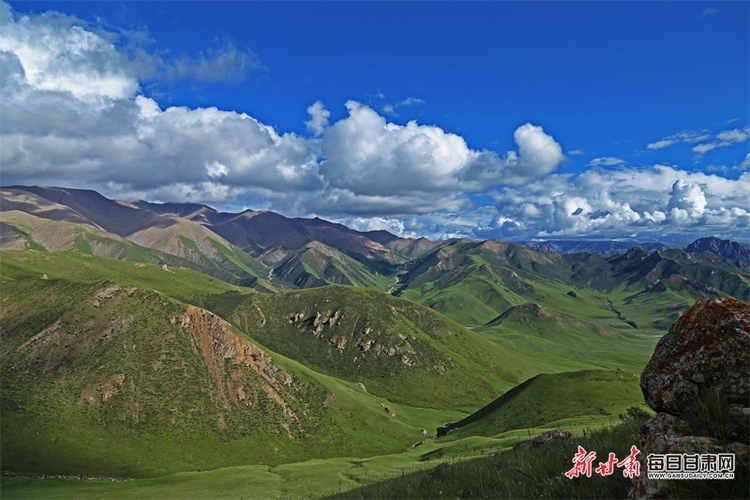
xmin=438 ymin=369 xmax=642 ymax=439
xmin=394 ymin=240 xmax=750 ymax=333
xmin=0 ymin=250 xmax=559 ymax=480
xmin=394 ymin=239 xmax=569 ymax=326
xmin=204 ymin=285 xmax=571 ymax=412
xmin=0 ymin=209 xmax=275 ymax=291
xmin=269 ymin=241 xmax=391 ymax=289
xmin=476 ymin=302 xmax=655 ymax=372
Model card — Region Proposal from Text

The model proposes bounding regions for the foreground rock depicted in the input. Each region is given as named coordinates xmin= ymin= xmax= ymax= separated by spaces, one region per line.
xmin=639 ymin=298 xmax=749 ymax=416
xmin=630 ymin=298 xmax=750 ymax=499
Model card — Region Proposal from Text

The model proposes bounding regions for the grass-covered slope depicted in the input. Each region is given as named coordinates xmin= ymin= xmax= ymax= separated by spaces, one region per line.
xmin=329 ymin=411 xmax=652 ymax=500
xmin=396 ymin=240 xmax=750 ymax=341
xmin=394 ymin=240 xmax=571 ymax=326
xmin=439 ymin=370 xmax=642 ymax=439
xmin=203 ymin=285 xmax=559 ymax=412
xmin=0 ymin=250 xmax=246 ymax=305
xmin=0 ymin=252 xmax=454 ymax=478
xmin=569 ymin=247 xmax=750 ymax=299
xmin=0 ymin=211 xmax=275 ymax=290
xmin=3 ymin=251 xmax=572 ymax=480
xmin=476 ymin=301 xmax=656 ymax=372
xmin=270 ymin=240 xmax=392 ymax=290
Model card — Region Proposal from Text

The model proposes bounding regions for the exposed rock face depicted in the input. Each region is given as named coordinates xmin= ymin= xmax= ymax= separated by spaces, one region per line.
xmin=182 ymin=305 xmax=303 ymax=434
xmin=630 ymin=298 xmax=750 ymax=499
xmin=286 ymin=310 xmax=418 ymax=364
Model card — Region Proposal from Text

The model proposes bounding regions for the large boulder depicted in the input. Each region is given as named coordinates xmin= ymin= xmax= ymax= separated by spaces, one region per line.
xmin=639 ymin=298 xmax=749 ymax=415
xmin=631 ymin=298 xmax=750 ymax=500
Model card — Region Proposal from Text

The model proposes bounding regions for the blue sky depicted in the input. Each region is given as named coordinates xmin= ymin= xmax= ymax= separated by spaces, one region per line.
xmin=1 ymin=1 xmax=748 ymax=242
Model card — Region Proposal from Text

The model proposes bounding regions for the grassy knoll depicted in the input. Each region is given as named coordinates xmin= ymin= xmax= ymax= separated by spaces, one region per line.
xmin=0 ymin=249 xmax=675 ymax=498
xmin=272 ymin=241 xmax=394 ymax=290
xmin=0 ymin=276 xmax=460 ymax=478
xmin=0 ymin=251 xmax=513 ymax=480
xmin=440 ymin=370 xmax=643 ymax=439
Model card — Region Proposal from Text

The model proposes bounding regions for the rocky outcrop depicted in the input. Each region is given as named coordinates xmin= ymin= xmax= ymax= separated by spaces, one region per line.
xmin=182 ymin=305 xmax=302 ymax=434
xmin=287 ymin=311 xmax=418 ymax=364
xmin=630 ymin=298 xmax=750 ymax=499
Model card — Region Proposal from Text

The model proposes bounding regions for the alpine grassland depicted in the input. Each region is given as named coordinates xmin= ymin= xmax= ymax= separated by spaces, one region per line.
xmin=0 ymin=252 xmax=462 ymax=478
xmin=204 ymin=285 xmax=557 ymax=411
xmin=2 ymin=236 xmax=747 ymax=499
xmin=269 ymin=241 xmax=394 ymax=290
xmin=326 ymin=408 xmax=651 ymax=499
xmin=438 ymin=370 xmax=643 ymax=439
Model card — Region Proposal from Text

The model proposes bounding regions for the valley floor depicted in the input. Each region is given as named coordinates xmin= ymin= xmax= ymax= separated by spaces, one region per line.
xmin=0 ymin=415 xmax=624 ymax=499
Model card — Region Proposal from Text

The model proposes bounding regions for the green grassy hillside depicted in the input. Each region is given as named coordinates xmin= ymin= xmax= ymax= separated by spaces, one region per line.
xmin=0 ymin=213 xmax=275 ymax=291
xmin=569 ymin=248 xmax=750 ymax=300
xmin=270 ymin=241 xmax=392 ymax=290
xmin=0 ymin=251 xmax=558 ymax=479
xmin=203 ymin=284 xmax=609 ymax=412
xmin=439 ymin=370 xmax=643 ymax=439
xmin=395 ymin=241 xmax=750 ymax=352
xmin=476 ymin=302 xmax=656 ymax=372
xmin=4 ymin=249 xmax=739 ymax=499
xmin=0 ymin=252 xmax=447 ymax=478
xmin=395 ymin=240 xmax=569 ymax=326
xmin=329 ymin=410 xmax=652 ymax=500
xmin=0 ymin=250 xmax=244 ymax=305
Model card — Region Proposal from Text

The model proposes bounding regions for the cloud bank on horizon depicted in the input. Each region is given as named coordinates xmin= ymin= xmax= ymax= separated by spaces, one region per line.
xmin=1 ymin=1 xmax=748 ymax=242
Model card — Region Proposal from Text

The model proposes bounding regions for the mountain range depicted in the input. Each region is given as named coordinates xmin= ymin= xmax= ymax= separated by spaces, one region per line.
xmin=2 ymin=186 xmax=748 ymax=299
xmin=1 ymin=185 xmax=749 ymax=497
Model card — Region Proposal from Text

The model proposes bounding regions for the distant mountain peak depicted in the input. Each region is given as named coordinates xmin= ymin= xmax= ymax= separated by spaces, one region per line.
xmin=624 ymin=246 xmax=649 ymax=257
xmin=528 ymin=244 xmax=558 ymax=255
xmin=685 ymin=237 xmax=750 ymax=264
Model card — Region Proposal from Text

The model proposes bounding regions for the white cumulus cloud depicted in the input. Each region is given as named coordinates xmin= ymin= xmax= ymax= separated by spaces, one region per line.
xmin=488 ymin=166 xmax=750 ymax=240
xmin=345 ymin=217 xmax=417 ymax=238
xmin=646 ymin=139 xmax=677 ymax=151
xmin=667 ymin=179 xmax=707 ymax=220
xmin=305 ymin=100 xmax=330 ymax=136
xmin=0 ymin=8 xmax=137 ymax=101
xmin=511 ymin=123 xmax=565 ymax=177
xmin=316 ymin=102 xmax=563 ymax=210
xmin=716 ymin=127 xmax=750 ymax=143
xmin=380 ymin=96 xmax=425 ymax=116
xmin=647 ymin=129 xmax=713 ymax=151
xmin=651 ymin=126 xmax=749 ymax=156
xmin=2 ymin=1 xmax=748 ymax=243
